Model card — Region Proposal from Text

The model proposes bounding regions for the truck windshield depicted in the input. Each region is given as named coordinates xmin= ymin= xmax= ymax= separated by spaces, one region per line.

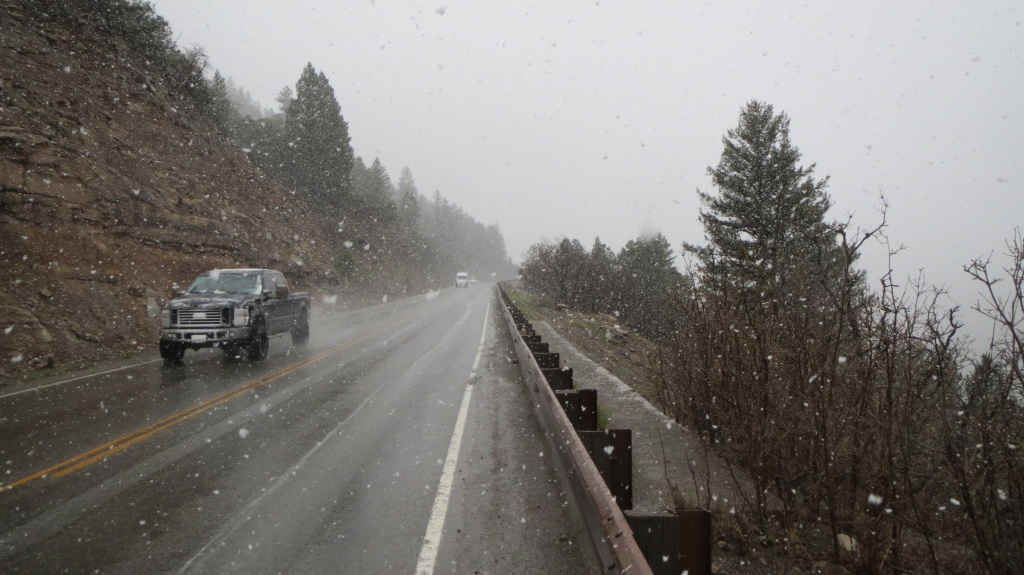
xmin=188 ymin=271 xmax=263 ymax=295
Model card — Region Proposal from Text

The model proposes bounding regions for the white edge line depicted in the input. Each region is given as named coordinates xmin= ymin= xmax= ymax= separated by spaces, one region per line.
xmin=0 ymin=359 xmax=162 ymax=400
xmin=414 ymin=302 xmax=490 ymax=575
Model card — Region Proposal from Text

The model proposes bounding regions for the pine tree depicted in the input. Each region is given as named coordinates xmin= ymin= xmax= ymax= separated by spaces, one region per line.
xmin=361 ymin=158 xmax=397 ymax=223
xmin=687 ymin=100 xmax=838 ymax=311
xmin=207 ymin=70 xmax=235 ymax=132
xmin=282 ymin=63 xmax=354 ymax=209
xmin=617 ymin=233 xmax=680 ymax=338
xmin=397 ymin=167 xmax=420 ymax=229
xmin=586 ymin=237 xmax=617 ymax=313
xmin=275 ymin=86 xmax=294 ymax=116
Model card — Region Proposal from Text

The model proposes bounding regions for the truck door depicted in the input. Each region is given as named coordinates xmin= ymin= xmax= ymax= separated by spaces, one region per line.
xmin=260 ymin=271 xmax=283 ymax=334
xmin=269 ymin=271 xmax=297 ymax=334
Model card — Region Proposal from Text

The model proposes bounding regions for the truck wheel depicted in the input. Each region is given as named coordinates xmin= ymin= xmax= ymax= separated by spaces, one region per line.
xmin=222 ymin=344 xmax=242 ymax=362
xmin=291 ymin=310 xmax=310 ymax=345
xmin=247 ymin=323 xmax=270 ymax=361
xmin=160 ymin=341 xmax=185 ymax=363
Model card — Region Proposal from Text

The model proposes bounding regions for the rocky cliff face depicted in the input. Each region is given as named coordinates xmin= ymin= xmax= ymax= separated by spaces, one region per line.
xmin=0 ymin=3 xmax=333 ymax=380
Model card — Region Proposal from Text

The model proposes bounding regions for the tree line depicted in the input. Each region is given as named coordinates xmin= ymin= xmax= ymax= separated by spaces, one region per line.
xmin=207 ymin=64 xmax=516 ymax=292
xmin=519 ymin=101 xmax=1022 ymax=573
xmin=519 ymin=234 xmax=684 ymax=341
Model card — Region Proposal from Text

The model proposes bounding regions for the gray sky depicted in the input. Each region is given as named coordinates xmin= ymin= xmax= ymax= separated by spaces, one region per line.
xmin=151 ymin=0 xmax=1022 ymax=345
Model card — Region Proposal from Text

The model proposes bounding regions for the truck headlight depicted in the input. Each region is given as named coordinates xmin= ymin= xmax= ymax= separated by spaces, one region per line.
xmin=160 ymin=308 xmax=171 ymax=328
xmin=233 ymin=306 xmax=250 ymax=327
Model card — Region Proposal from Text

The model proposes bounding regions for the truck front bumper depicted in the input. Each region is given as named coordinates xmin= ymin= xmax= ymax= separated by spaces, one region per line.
xmin=160 ymin=326 xmax=252 ymax=348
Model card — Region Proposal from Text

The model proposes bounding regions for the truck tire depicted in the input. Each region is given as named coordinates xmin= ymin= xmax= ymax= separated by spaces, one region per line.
xmin=160 ymin=340 xmax=185 ymax=363
xmin=222 ymin=344 xmax=242 ymax=362
xmin=291 ymin=309 xmax=310 ymax=345
xmin=247 ymin=322 xmax=270 ymax=361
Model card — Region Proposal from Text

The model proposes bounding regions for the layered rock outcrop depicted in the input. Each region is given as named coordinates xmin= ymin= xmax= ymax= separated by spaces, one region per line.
xmin=0 ymin=3 xmax=333 ymax=379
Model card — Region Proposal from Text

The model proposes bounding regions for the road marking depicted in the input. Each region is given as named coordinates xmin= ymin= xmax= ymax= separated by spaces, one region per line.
xmin=415 ymin=303 xmax=490 ymax=575
xmin=0 ymin=321 xmax=404 ymax=493
xmin=0 ymin=359 xmax=163 ymax=400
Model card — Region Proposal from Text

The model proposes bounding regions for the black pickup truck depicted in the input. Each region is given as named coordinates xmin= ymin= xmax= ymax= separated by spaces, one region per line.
xmin=159 ymin=268 xmax=310 ymax=362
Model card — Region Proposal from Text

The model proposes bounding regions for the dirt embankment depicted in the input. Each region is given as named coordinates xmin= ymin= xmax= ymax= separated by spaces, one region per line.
xmin=0 ymin=3 xmax=333 ymax=380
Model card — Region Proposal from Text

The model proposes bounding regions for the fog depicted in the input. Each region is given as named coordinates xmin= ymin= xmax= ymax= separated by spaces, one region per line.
xmin=150 ymin=0 xmax=1022 ymax=346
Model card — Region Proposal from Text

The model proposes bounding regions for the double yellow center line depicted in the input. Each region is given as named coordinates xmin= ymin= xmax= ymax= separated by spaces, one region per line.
xmin=0 ymin=322 xmax=400 ymax=493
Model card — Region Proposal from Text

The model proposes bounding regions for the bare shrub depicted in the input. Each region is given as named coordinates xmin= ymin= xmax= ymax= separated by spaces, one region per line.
xmin=649 ymin=222 xmax=1024 ymax=573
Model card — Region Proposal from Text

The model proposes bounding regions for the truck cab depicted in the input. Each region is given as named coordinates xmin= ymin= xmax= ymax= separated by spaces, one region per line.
xmin=455 ymin=272 xmax=469 ymax=288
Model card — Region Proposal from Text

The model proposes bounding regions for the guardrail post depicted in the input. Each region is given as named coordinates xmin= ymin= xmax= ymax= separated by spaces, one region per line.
xmin=532 ymin=351 xmax=560 ymax=369
xmin=608 ymin=429 xmax=632 ymax=510
xmin=578 ymin=388 xmax=598 ymax=431
xmin=679 ymin=510 xmax=712 ymax=575
xmin=526 ymin=341 xmax=550 ymax=354
xmin=624 ymin=510 xmax=711 ymax=575
xmin=555 ymin=390 xmax=582 ymax=429
xmin=542 ymin=367 xmax=574 ymax=390
xmin=625 ymin=514 xmax=682 ymax=575
xmin=579 ymin=429 xmax=632 ymax=510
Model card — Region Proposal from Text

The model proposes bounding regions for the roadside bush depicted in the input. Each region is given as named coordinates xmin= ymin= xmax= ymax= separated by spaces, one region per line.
xmin=651 ymin=229 xmax=1024 ymax=573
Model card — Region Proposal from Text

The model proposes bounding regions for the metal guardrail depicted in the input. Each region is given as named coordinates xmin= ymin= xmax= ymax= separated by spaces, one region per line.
xmin=496 ymin=287 xmax=653 ymax=575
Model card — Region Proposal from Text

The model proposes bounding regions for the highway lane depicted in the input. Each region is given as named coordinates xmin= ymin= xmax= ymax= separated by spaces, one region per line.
xmin=0 ymin=285 xmax=596 ymax=574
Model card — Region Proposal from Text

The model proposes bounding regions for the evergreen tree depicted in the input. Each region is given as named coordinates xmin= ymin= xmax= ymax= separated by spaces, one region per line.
xmin=282 ymin=63 xmax=354 ymax=209
xmin=207 ymin=70 xmax=235 ymax=132
xmin=397 ymin=167 xmax=420 ymax=229
xmin=275 ymin=86 xmax=294 ymax=116
xmin=360 ymin=157 xmax=397 ymax=223
xmin=587 ymin=237 xmax=617 ymax=312
xmin=616 ymin=233 xmax=680 ymax=338
xmin=687 ymin=100 xmax=838 ymax=311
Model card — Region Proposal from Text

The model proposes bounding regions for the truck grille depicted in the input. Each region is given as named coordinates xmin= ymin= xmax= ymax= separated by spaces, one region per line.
xmin=173 ymin=308 xmax=230 ymax=327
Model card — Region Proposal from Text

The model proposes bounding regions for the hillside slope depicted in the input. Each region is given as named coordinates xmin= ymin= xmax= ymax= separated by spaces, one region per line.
xmin=0 ymin=2 xmax=333 ymax=379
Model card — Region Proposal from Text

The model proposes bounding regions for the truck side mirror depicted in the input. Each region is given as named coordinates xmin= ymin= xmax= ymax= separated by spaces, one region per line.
xmin=171 ymin=287 xmax=184 ymax=298
xmin=276 ymin=286 xmax=288 ymax=299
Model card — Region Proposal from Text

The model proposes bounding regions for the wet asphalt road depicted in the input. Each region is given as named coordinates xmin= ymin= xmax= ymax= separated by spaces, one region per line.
xmin=0 ymin=285 xmax=596 ymax=574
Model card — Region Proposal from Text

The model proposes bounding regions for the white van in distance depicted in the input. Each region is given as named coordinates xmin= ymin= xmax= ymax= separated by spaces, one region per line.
xmin=455 ymin=272 xmax=469 ymax=288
